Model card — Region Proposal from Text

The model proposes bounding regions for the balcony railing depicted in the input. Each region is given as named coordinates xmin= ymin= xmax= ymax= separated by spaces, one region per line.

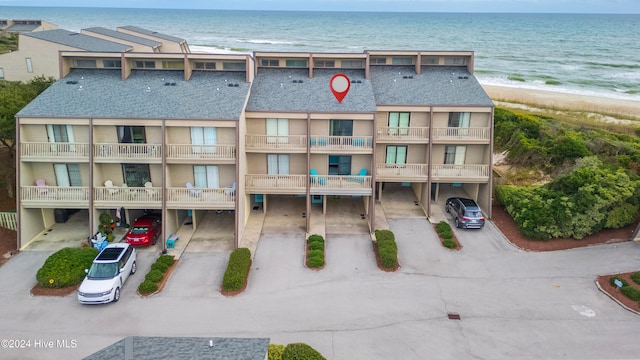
xmin=431 ymin=127 xmax=491 ymax=142
xmin=431 ymin=164 xmax=490 ymax=180
xmin=310 ymin=136 xmax=373 ymax=152
xmin=245 ymin=175 xmax=307 ymax=194
xmin=94 ymin=186 xmax=162 ymax=207
xmin=310 ymin=175 xmax=372 ymax=195
xmin=245 ymin=135 xmax=307 ymax=151
xmin=166 ymin=187 xmax=235 ymax=209
xmin=94 ymin=143 xmax=162 ymax=162
xmin=376 ymin=127 xmax=429 ymax=141
xmin=166 ymin=144 xmax=236 ymax=161
xmin=375 ymin=163 xmax=428 ymax=180
xmin=21 ymin=186 xmax=89 ymax=207
xmin=20 ymin=142 xmax=89 ymax=160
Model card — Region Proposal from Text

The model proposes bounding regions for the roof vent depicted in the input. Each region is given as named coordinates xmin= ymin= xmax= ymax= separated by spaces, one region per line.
xmin=164 ymin=82 xmax=171 ymax=86
xmin=171 ymin=82 xmax=176 ymax=86
xmin=66 ymin=80 xmax=78 ymax=85
xmin=233 ymin=83 xmax=239 ymax=87
xmin=228 ymin=83 xmax=234 ymax=87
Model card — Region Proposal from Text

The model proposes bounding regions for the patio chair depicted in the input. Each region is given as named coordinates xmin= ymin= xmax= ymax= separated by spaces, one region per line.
xmin=144 ymin=181 xmax=157 ymax=198
xmin=122 ymin=183 xmax=136 ymax=199
xmin=35 ymin=179 xmax=48 ymax=196
xmin=104 ymin=180 xmax=119 ymax=196
xmin=186 ymin=182 xmax=201 ymax=197
xmin=310 ymin=168 xmax=326 ymax=186
xmin=224 ymin=182 xmax=236 ymax=197
xmin=350 ymin=168 xmax=367 ymax=183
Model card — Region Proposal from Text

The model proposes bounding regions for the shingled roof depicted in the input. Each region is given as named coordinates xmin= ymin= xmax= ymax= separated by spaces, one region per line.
xmin=83 ymin=27 xmax=162 ymax=48
xmin=246 ymin=68 xmax=377 ymax=113
xmin=370 ymin=65 xmax=494 ymax=107
xmin=83 ymin=336 xmax=269 ymax=360
xmin=23 ymin=29 xmax=132 ymax=52
xmin=117 ymin=25 xmax=187 ymax=43
xmin=17 ymin=69 xmax=250 ymax=120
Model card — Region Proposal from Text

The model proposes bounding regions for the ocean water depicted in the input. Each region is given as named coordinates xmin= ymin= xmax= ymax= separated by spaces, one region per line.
xmin=2 ymin=7 xmax=640 ymax=101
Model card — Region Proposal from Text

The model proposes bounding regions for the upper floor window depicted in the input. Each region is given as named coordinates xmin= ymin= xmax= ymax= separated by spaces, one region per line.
xmin=314 ymin=59 xmax=335 ymax=68
xmin=370 ymin=57 xmax=387 ymax=65
xmin=222 ymin=62 xmax=245 ymax=70
xmin=195 ymin=62 xmax=216 ymax=70
xmin=341 ymin=59 xmax=365 ymax=68
xmin=162 ymin=61 xmax=184 ymax=70
xmin=421 ymin=56 xmax=440 ymax=65
xmin=134 ymin=60 xmax=156 ymax=69
xmin=117 ymin=126 xmax=146 ymax=144
xmin=391 ymin=57 xmax=412 ymax=65
xmin=285 ymin=59 xmax=307 ymax=67
xmin=444 ymin=57 xmax=468 ymax=65
xmin=73 ymin=59 xmax=97 ymax=68
xmin=260 ymin=59 xmax=279 ymax=67
xmin=448 ymin=112 xmax=470 ymax=128
xmin=103 ymin=59 xmax=122 ymax=68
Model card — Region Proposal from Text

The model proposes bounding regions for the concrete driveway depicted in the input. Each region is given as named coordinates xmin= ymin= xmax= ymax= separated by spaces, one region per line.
xmin=1 ymin=218 xmax=640 ymax=359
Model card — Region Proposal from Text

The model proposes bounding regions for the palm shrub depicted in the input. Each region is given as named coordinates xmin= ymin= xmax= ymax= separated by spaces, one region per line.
xmin=282 ymin=343 xmax=326 ymax=360
xmin=222 ymin=247 xmax=251 ymax=292
xmin=374 ymin=229 xmax=398 ymax=269
xmin=36 ymin=247 xmax=99 ymax=288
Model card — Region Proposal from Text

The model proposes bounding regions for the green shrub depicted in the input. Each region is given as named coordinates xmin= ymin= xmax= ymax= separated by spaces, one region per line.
xmin=150 ymin=262 xmax=169 ymax=273
xmin=307 ymin=234 xmax=324 ymax=243
xmin=375 ymin=230 xmax=398 ymax=269
xmin=610 ymin=277 xmax=629 ymax=288
xmin=374 ymin=229 xmax=394 ymax=242
xmin=631 ymin=273 xmax=640 ymax=285
xmin=436 ymin=221 xmax=450 ymax=234
xmin=158 ymin=254 xmax=175 ymax=267
xmin=36 ymin=247 xmax=99 ymax=288
xmin=268 ymin=344 xmax=285 ymax=360
xmin=282 ymin=343 xmax=326 ymax=360
xmin=145 ymin=269 xmax=164 ymax=283
xmin=621 ymin=286 xmax=640 ymax=301
xmin=138 ymin=279 xmax=158 ymax=295
xmin=308 ymin=241 xmax=324 ymax=251
xmin=222 ymin=248 xmax=251 ymax=292
xmin=307 ymin=254 xmax=325 ymax=268
xmin=442 ymin=239 xmax=457 ymax=249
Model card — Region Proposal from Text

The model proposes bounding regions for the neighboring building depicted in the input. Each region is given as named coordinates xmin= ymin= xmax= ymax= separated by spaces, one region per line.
xmin=15 ymin=49 xmax=493 ymax=250
xmin=0 ymin=19 xmax=57 ymax=34
xmin=0 ymin=25 xmax=190 ymax=81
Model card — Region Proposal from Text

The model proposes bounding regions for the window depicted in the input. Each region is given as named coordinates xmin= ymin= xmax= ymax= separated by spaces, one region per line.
xmin=117 ymin=126 xmax=145 ymax=144
xmin=190 ymin=127 xmax=217 ymax=153
xmin=123 ymin=164 xmax=150 ymax=187
xmin=47 ymin=124 xmax=74 ymax=143
xmin=391 ymin=57 xmax=412 ymax=65
xmin=260 ymin=59 xmax=279 ymax=67
xmin=0 ymin=68 xmax=4 ymax=80
xmin=266 ymin=118 xmax=288 ymax=144
xmin=388 ymin=112 xmax=410 ymax=135
xmin=267 ymin=154 xmax=289 ymax=175
xmin=370 ymin=57 xmax=387 ymax=65
xmin=314 ymin=60 xmax=335 ymax=68
xmin=444 ymin=57 xmax=468 ymax=65
xmin=222 ymin=62 xmax=245 ymax=70
xmin=103 ymin=59 xmax=122 ymax=68
xmin=162 ymin=61 xmax=184 ymax=69
xmin=421 ymin=56 xmax=440 ymax=65
xmin=54 ymin=164 xmax=82 ymax=186
xmin=194 ymin=165 xmax=219 ymax=188
xmin=195 ymin=62 xmax=216 ymax=70
xmin=444 ymin=146 xmax=466 ymax=165
xmin=328 ymin=155 xmax=351 ymax=175
xmin=448 ymin=112 xmax=470 ymax=136
xmin=25 ymin=58 xmax=33 ymax=73
xmin=330 ymin=119 xmax=353 ymax=136
xmin=285 ymin=59 xmax=307 ymax=67
xmin=134 ymin=60 xmax=155 ymax=69
xmin=386 ymin=146 xmax=407 ymax=165
xmin=341 ymin=59 xmax=364 ymax=68
xmin=73 ymin=59 xmax=97 ymax=68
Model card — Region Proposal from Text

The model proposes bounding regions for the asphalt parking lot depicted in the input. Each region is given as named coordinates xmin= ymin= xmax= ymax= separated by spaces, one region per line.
xmin=1 ymin=217 xmax=640 ymax=359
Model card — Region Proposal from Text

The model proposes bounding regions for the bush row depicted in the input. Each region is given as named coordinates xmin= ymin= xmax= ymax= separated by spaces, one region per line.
xmin=268 ymin=343 xmax=326 ymax=360
xmin=436 ymin=221 xmax=457 ymax=249
xmin=306 ymin=234 xmax=325 ymax=269
xmin=222 ymin=247 xmax=251 ymax=292
xmin=36 ymin=247 xmax=99 ymax=288
xmin=610 ymin=276 xmax=640 ymax=302
xmin=374 ymin=229 xmax=398 ymax=269
xmin=138 ymin=254 xmax=175 ymax=295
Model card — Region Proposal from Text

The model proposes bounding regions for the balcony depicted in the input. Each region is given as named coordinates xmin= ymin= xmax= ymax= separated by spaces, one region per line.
xmin=166 ymin=144 xmax=236 ymax=163
xmin=245 ymin=175 xmax=307 ymax=194
xmin=166 ymin=187 xmax=235 ymax=209
xmin=376 ymin=127 xmax=429 ymax=143
xmin=310 ymin=136 xmax=373 ymax=154
xmin=430 ymin=164 xmax=490 ymax=182
xmin=94 ymin=186 xmax=161 ymax=209
xmin=245 ymin=135 xmax=307 ymax=153
xmin=375 ymin=163 xmax=428 ymax=181
xmin=94 ymin=143 xmax=162 ymax=163
xmin=310 ymin=175 xmax=372 ymax=196
xmin=431 ymin=127 xmax=491 ymax=144
xmin=21 ymin=186 xmax=89 ymax=207
xmin=20 ymin=142 xmax=89 ymax=162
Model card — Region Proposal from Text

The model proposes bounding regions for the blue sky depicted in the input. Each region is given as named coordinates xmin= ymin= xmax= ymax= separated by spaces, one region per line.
xmin=1 ymin=0 xmax=639 ymax=13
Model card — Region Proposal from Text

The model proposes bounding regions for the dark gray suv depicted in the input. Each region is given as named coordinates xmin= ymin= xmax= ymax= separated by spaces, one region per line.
xmin=445 ymin=197 xmax=485 ymax=229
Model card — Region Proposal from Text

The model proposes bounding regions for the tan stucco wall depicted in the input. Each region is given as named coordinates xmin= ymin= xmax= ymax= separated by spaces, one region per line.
xmin=0 ymin=35 xmax=79 ymax=81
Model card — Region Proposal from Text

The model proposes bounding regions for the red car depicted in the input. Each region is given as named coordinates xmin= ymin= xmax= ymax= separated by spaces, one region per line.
xmin=125 ymin=215 xmax=161 ymax=246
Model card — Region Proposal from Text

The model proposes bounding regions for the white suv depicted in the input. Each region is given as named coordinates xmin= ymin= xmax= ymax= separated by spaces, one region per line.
xmin=78 ymin=243 xmax=136 ymax=304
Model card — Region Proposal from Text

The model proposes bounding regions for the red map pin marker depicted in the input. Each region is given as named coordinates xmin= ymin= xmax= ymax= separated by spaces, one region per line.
xmin=330 ymin=74 xmax=350 ymax=103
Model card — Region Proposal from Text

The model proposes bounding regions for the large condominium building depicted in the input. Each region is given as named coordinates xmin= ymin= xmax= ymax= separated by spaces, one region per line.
xmin=0 ymin=25 xmax=190 ymax=81
xmin=15 ymin=49 xmax=494 ymax=250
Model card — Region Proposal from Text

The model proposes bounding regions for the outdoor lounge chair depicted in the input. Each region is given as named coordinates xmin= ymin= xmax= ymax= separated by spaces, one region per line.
xmin=35 ymin=178 xmax=48 ymax=196
xmin=186 ymin=182 xmax=201 ymax=197
xmin=310 ymin=168 xmax=326 ymax=185
xmin=350 ymin=168 xmax=367 ymax=183
xmin=144 ymin=181 xmax=157 ymax=198
xmin=104 ymin=180 xmax=119 ymax=196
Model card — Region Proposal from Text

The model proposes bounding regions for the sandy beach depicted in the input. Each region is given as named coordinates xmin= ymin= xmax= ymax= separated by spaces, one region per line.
xmin=482 ymin=85 xmax=640 ymax=121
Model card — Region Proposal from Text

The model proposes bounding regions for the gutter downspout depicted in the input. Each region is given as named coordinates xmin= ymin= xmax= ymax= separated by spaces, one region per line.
xmin=427 ymin=106 xmax=433 ymax=218
xmin=306 ymin=112 xmax=311 ymax=234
